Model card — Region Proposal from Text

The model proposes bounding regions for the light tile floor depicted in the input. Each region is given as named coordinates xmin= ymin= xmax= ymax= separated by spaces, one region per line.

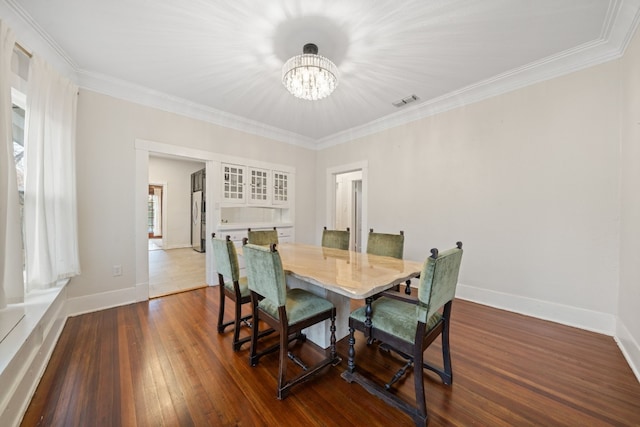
xmin=148 ymin=246 xmax=206 ymax=298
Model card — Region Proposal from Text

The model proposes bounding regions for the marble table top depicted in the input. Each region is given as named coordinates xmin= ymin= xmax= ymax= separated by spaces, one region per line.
xmin=245 ymin=243 xmax=424 ymax=299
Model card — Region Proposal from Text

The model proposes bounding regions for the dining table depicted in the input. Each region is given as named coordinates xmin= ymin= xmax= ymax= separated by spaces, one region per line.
xmin=240 ymin=242 xmax=424 ymax=349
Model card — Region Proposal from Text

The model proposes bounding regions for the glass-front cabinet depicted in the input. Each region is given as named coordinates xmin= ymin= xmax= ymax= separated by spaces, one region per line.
xmin=217 ymin=161 xmax=294 ymax=246
xmin=272 ymin=170 xmax=289 ymax=205
xmin=222 ymin=163 xmax=245 ymax=203
xmin=249 ymin=167 xmax=269 ymax=204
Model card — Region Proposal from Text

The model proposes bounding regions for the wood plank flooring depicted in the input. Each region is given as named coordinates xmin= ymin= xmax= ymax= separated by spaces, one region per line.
xmin=22 ymin=288 xmax=640 ymax=426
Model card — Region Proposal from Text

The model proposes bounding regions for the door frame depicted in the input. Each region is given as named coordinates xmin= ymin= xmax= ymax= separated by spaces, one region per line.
xmin=326 ymin=161 xmax=368 ymax=252
xmin=135 ymin=139 xmax=216 ymax=302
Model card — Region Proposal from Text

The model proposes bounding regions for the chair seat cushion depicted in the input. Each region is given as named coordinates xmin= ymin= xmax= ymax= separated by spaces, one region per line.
xmin=259 ymin=288 xmax=334 ymax=326
xmin=350 ymin=297 xmax=442 ymax=344
xmin=224 ymin=276 xmax=250 ymax=298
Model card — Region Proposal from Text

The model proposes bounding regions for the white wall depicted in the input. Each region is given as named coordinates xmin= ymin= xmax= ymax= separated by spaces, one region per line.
xmin=316 ymin=59 xmax=622 ymax=334
xmin=71 ymin=90 xmax=316 ymax=305
xmin=148 ymin=156 xmax=205 ymax=249
xmin=619 ymin=24 xmax=640 ymax=378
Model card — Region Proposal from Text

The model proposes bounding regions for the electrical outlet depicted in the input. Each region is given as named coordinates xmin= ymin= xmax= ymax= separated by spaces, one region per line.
xmin=112 ymin=265 xmax=122 ymax=276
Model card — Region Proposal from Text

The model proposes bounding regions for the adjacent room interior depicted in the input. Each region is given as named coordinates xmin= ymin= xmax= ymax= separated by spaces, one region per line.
xmin=147 ymin=154 xmax=207 ymax=298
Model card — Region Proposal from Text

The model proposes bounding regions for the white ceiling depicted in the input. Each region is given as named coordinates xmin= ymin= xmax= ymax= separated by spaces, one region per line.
xmin=7 ymin=0 xmax=640 ymax=148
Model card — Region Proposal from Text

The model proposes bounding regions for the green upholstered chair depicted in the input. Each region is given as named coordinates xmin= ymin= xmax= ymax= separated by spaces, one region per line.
xmin=321 ymin=226 xmax=350 ymax=250
xmin=367 ymin=228 xmax=410 ymax=294
xmin=211 ymin=233 xmax=252 ymax=351
xmin=342 ymin=242 xmax=463 ymax=427
xmin=243 ymin=243 xmax=340 ymax=399
xmin=247 ymin=227 xmax=278 ymax=246
xmin=367 ymin=228 xmax=404 ymax=259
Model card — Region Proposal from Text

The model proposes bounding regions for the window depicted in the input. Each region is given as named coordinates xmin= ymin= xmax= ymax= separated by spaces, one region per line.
xmin=11 ymin=47 xmax=29 ymax=283
xmin=11 ymin=94 xmax=26 ymax=277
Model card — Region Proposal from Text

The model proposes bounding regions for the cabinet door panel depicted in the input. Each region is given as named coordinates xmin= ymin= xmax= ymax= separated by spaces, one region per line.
xmin=222 ymin=164 xmax=245 ymax=203
xmin=248 ymin=167 xmax=269 ymax=204
xmin=272 ymin=171 xmax=289 ymax=205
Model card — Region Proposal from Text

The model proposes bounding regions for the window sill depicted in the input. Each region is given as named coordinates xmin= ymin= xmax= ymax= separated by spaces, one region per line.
xmin=0 ymin=280 xmax=68 ymax=375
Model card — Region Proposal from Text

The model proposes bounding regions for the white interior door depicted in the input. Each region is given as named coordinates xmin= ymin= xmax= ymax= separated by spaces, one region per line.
xmin=333 ymin=170 xmax=363 ymax=251
xmin=352 ymin=179 xmax=362 ymax=252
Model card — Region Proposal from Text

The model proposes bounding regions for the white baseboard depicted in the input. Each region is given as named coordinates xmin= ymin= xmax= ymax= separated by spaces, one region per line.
xmin=456 ymin=283 xmax=616 ymax=336
xmin=66 ymin=286 xmax=139 ymax=317
xmin=136 ymin=281 xmax=149 ymax=302
xmin=615 ymin=319 xmax=640 ymax=383
xmin=456 ymin=283 xmax=640 ymax=383
xmin=163 ymin=243 xmax=193 ymax=250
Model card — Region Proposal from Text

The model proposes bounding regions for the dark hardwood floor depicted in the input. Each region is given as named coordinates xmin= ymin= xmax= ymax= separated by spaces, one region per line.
xmin=22 ymin=287 xmax=640 ymax=426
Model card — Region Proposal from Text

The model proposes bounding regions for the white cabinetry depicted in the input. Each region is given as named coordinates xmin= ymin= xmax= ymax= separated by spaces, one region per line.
xmin=216 ymin=225 xmax=295 ymax=275
xmin=272 ymin=170 xmax=289 ymax=205
xmin=277 ymin=226 xmax=293 ymax=243
xmin=221 ymin=163 xmax=291 ymax=209
xmin=248 ymin=167 xmax=269 ymax=205
xmin=216 ymin=160 xmax=294 ymax=247
xmin=222 ymin=163 xmax=246 ymax=203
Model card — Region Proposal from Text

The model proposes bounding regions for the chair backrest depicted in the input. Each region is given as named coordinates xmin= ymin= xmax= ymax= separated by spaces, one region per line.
xmin=243 ymin=243 xmax=287 ymax=307
xmin=247 ymin=227 xmax=279 ymax=246
xmin=211 ymin=234 xmax=240 ymax=282
xmin=366 ymin=229 xmax=404 ymax=259
xmin=417 ymin=242 xmax=463 ymax=323
xmin=321 ymin=226 xmax=350 ymax=250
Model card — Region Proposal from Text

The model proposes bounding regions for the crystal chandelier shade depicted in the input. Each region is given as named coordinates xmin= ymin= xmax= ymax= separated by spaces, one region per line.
xmin=282 ymin=43 xmax=338 ymax=101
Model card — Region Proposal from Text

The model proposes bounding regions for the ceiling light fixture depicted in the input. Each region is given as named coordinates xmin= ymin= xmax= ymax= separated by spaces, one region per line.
xmin=282 ymin=43 xmax=338 ymax=101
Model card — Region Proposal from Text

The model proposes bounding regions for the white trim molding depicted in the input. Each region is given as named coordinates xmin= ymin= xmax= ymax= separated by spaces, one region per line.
xmin=615 ymin=319 xmax=640 ymax=382
xmin=325 ymin=161 xmax=368 ymax=251
xmin=5 ymin=0 xmax=640 ymax=150
xmin=456 ymin=283 xmax=616 ymax=336
xmin=66 ymin=287 xmax=138 ymax=318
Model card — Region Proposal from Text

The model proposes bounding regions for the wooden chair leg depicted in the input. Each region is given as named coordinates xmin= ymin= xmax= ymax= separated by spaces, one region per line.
xmin=249 ymin=299 xmax=260 ymax=366
xmin=232 ymin=299 xmax=242 ymax=351
xmin=413 ymin=347 xmax=428 ymax=427
xmin=277 ymin=324 xmax=289 ymax=400
xmin=217 ymin=284 xmax=226 ymax=333
xmin=441 ymin=318 xmax=452 ymax=385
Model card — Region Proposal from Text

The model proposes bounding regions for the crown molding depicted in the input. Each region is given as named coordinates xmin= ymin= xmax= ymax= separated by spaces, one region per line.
xmin=77 ymin=70 xmax=317 ymax=150
xmin=2 ymin=0 xmax=77 ymax=78
xmin=5 ymin=0 xmax=640 ymax=151
xmin=316 ymin=0 xmax=640 ymax=150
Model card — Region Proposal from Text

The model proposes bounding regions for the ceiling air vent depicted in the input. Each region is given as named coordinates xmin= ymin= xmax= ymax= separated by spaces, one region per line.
xmin=392 ymin=94 xmax=419 ymax=108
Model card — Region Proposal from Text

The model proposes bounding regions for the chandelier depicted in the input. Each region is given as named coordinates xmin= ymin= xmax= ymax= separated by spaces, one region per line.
xmin=282 ymin=43 xmax=338 ymax=101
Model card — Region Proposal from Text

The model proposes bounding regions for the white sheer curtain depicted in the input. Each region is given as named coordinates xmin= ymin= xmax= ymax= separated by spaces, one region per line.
xmin=0 ymin=20 xmax=23 ymax=308
xmin=24 ymin=54 xmax=80 ymax=291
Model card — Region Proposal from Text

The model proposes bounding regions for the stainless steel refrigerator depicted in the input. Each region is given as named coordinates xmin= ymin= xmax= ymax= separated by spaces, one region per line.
xmin=191 ymin=190 xmax=204 ymax=252
xmin=191 ymin=168 xmax=206 ymax=252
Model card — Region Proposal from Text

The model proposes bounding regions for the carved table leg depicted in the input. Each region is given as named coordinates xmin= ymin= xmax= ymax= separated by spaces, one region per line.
xmin=330 ymin=316 xmax=339 ymax=365
xmin=346 ymin=327 xmax=356 ymax=373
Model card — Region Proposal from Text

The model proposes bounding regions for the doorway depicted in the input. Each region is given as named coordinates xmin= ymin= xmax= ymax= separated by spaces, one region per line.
xmin=148 ymin=156 xmax=206 ymax=298
xmin=327 ymin=161 xmax=368 ymax=253
xmin=334 ymin=171 xmax=363 ymax=251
